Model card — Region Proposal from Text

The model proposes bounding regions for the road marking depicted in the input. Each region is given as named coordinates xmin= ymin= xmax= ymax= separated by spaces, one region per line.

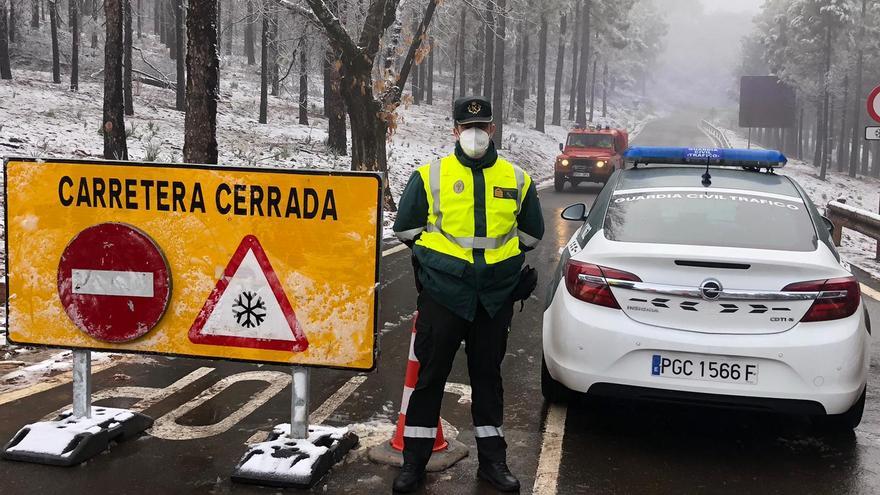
xmin=0 ymin=359 xmax=120 ymax=407
xmin=310 ymin=375 xmax=368 ymax=424
xmin=382 ymin=243 xmax=409 ymax=257
xmin=149 ymin=371 xmax=291 ymax=440
xmin=532 ymin=404 xmax=568 ymax=495
xmin=862 ymin=283 xmax=880 ymax=302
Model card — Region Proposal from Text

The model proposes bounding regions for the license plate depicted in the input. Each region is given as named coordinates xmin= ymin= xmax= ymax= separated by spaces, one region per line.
xmin=651 ymin=353 xmax=758 ymax=384
xmin=573 ymin=172 xmax=591 ymax=177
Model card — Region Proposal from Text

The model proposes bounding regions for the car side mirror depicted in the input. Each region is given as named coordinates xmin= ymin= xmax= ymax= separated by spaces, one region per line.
xmin=561 ymin=203 xmax=588 ymax=221
xmin=559 ymin=143 xmax=564 ymax=152
xmin=821 ymin=215 xmax=835 ymax=236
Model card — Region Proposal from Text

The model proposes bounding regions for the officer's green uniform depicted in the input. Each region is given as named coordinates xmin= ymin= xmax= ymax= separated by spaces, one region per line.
xmin=393 ymin=97 xmax=544 ymax=472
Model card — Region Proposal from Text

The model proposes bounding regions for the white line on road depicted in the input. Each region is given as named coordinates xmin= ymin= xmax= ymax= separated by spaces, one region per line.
xmin=862 ymin=283 xmax=880 ymax=302
xmin=532 ymin=403 xmax=568 ymax=495
xmin=382 ymin=242 xmax=409 ymax=257
xmin=310 ymin=375 xmax=368 ymax=424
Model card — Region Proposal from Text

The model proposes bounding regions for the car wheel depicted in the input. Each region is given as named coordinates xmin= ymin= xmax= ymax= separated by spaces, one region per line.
xmin=813 ymin=387 xmax=865 ymax=432
xmin=554 ymin=175 xmax=565 ymax=192
xmin=541 ymin=355 xmax=571 ymax=403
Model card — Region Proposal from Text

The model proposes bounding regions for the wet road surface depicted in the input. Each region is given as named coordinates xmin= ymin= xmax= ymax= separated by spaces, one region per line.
xmin=1 ymin=116 xmax=879 ymax=494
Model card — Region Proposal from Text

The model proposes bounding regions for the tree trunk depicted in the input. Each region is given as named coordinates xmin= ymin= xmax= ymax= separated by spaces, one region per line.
xmin=796 ymin=105 xmax=804 ymax=159
xmin=244 ymin=0 xmax=254 ymax=65
xmin=588 ymin=55 xmax=597 ymax=122
xmin=551 ymin=14 xmax=565 ymax=126
xmin=873 ymin=142 xmax=880 ymax=178
xmin=535 ymin=12 xmax=546 ymax=132
xmin=837 ymin=75 xmax=848 ymax=172
xmin=69 ymin=0 xmax=78 ymax=88
xmin=137 ymin=0 xmax=141 ymax=38
xmin=601 ymin=60 xmax=607 ymax=117
xmin=457 ymin=9 xmax=465 ymax=98
xmin=50 ymin=0 xmax=59 ymax=82
xmin=174 ymin=0 xmax=184 ymax=110
xmin=849 ymin=0 xmax=866 ymax=177
xmin=8 ymin=0 xmax=14 ymax=42
xmin=567 ymin=1 xmax=580 ymax=121
xmin=481 ymin=0 xmax=493 ymax=100
xmin=258 ymin=12 xmax=268 ymax=123
xmin=124 ymin=0 xmax=133 ymax=115
xmin=818 ymin=24 xmax=831 ymax=180
xmin=1 ymin=0 xmax=12 ymax=79
xmin=418 ymin=52 xmax=426 ymax=101
xmin=299 ymin=43 xmax=308 ymax=125
xmin=411 ymin=23 xmax=420 ymax=103
xmin=512 ymin=21 xmax=523 ymax=122
xmin=491 ymin=0 xmax=505 ymax=146
xmin=575 ymin=0 xmax=590 ymax=126
xmin=426 ymin=36 xmax=433 ymax=104
xmin=103 ymin=0 xmax=128 ymax=160
xmin=224 ymin=0 xmax=233 ymax=55
xmin=154 ymin=0 xmax=159 ymax=36
xmin=183 ymin=0 xmax=218 ymax=163
xmin=168 ymin=0 xmax=176 ymax=59
xmin=862 ymin=111 xmax=871 ymax=175
xmin=31 ymin=0 xmax=38 ymax=27
xmin=324 ymin=0 xmax=345 ymax=154
xmin=269 ymin=12 xmax=278 ymax=96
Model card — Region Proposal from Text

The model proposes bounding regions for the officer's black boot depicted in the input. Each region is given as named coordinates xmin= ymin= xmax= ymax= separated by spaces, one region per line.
xmin=477 ymin=461 xmax=521 ymax=492
xmin=392 ymin=463 xmax=426 ymax=493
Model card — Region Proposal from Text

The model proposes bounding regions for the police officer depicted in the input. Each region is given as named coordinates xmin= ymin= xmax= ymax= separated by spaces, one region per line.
xmin=391 ymin=96 xmax=544 ymax=493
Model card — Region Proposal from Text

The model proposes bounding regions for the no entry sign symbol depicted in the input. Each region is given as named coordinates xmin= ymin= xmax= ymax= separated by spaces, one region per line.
xmin=868 ymin=85 xmax=880 ymax=123
xmin=57 ymin=223 xmax=171 ymax=343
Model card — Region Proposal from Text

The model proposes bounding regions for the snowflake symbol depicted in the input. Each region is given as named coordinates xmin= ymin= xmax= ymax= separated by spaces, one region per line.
xmin=232 ymin=291 xmax=267 ymax=328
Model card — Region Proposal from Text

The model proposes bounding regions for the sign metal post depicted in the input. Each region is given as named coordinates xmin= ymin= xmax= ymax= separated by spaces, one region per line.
xmin=71 ymin=350 xmax=92 ymax=419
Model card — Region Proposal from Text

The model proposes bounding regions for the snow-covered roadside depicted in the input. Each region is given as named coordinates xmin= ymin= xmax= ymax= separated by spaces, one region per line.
xmin=716 ymin=126 xmax=880 ymax=280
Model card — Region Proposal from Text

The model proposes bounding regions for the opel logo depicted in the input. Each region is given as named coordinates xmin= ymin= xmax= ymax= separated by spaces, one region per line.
xmin=700 ymin=279 xmax=723 ymax=300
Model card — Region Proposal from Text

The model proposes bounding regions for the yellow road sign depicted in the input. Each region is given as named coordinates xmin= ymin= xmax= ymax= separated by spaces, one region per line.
xmin=4 ymin=158 xmax=383 ymax=370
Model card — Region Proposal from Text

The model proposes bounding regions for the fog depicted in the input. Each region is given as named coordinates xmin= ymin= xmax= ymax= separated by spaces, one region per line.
xmin=650 ymin=0 xmax=758 ymax=111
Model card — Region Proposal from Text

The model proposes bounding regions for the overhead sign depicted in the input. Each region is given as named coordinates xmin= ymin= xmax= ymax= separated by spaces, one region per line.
xmin=4 ymin=158 xmax=382 ymax=370
xmin=739 ymin=76 xmax=796 ymax=128
xmin=866 ymin=127 xmax=880 ymax=141
xmin=58 ymin=222 xmax=171 ymax=343
xmin=868 ymin=85 xmax=880 ymax=123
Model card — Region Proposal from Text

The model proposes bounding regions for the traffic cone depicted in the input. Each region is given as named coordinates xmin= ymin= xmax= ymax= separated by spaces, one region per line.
xmin=368 ymin=313 xmax=468 ymax=471
xmin=389 ymin=314 xmax=448 ymax=452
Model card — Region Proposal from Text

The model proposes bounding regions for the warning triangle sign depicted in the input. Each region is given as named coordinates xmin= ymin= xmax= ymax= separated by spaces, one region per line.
xmin=189 ymin=235 xmax=308 ymax=352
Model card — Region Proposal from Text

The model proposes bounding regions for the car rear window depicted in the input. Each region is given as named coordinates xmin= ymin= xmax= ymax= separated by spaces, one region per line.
xmin=603 ymin=187 xmax=818 ymax=251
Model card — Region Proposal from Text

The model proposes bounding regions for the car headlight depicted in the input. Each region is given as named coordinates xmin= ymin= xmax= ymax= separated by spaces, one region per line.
xmin=596 ymin=161 xmax=605 ymax=168
xmin=561 ymin=159 xmax=569 ymax=166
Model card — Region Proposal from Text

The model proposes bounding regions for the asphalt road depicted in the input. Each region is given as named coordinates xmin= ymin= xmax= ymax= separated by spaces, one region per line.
xmin=1 ymin=116 xmax=879 ymax=494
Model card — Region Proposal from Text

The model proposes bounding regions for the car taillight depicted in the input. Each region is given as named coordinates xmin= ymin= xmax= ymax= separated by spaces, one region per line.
xmin=783 ymin=277 xmax=861 ymax=322
xmin=564 ymin=260 xmax=640 ymax=309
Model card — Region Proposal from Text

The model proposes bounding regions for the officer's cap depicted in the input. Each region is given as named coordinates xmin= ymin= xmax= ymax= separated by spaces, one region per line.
xmin=453 ymin=96 xmax=492 ymax=125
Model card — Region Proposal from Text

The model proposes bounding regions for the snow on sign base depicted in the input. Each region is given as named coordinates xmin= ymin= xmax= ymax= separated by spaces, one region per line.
xmin=231 ymin=423 xmax=359 ymax=489
xmin=4 ymin=158 xmax=382 ymax=370
xmin=189 ymin=235 xmax=308 ymax=352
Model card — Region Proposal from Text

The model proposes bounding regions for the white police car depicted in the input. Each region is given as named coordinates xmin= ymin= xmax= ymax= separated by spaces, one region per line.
xmin=542 ymin=147 xmax=870 ymax=429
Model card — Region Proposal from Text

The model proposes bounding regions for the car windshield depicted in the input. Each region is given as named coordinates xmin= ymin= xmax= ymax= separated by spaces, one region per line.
xmin=603 ymin=188 xmax=818 ymax=251
xmin=567 ymin=134 xmax=614 ymax=149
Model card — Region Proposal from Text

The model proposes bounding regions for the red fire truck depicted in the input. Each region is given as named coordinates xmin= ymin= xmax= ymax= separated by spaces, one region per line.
xmin=554 ymin=125 xmax=629 ymax=191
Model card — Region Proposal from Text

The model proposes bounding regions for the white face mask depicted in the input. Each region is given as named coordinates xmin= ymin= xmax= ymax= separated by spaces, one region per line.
xmin=458 ymin=127 xmax=491 ymax=159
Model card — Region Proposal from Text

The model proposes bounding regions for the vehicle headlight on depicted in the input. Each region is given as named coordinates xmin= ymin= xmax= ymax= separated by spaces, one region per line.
xmin=596 ymin=160 xmax=605 ymax=168
xmin=561 ymin=159 xmax=569 ymax=166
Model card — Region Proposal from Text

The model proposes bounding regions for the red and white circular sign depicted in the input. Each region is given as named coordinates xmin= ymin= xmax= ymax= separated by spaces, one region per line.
xmin=868 ymin=85 xmax=880 ymax=123
xmin=57 ymin=223 xmax=171 ymax=343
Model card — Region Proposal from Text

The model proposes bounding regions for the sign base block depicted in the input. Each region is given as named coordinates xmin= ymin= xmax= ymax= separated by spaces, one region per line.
xmin=368 ymin=438 xmax=469 ymax=472
xmin=231 ymin=424 xmax=358 ymax=489
xmin=1 ymin=407 xmax=153 ymax=466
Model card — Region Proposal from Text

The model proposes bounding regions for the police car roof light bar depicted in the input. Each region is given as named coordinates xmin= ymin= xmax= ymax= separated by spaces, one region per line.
xmin=623 ymin=147 xmax=787 ymax=171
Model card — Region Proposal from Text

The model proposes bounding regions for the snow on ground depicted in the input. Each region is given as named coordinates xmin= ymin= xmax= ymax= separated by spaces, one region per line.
xmin=717 ymin=126 xmax=880 ymax=280
xmin=0 ymin=349 xmax=114 ymax=395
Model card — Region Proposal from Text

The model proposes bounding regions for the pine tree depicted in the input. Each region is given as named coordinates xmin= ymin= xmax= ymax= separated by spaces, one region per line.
xmin=103 ymin=0 xmax=128 ymax=160
xmin=183 ymin=0 xmax=219 ymax=163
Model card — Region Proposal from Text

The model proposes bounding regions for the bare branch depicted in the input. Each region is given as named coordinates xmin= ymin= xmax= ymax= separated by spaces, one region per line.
xmin=300 ymin=0 xmax=364 ymax=65
xmin=274 ymin=0 xmax=322 ymax=30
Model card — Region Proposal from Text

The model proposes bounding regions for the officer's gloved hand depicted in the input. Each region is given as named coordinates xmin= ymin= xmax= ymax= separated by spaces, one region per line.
xmin=411 ymin=254 xmax=424 ymax=293
xmin=511 ymin=265 xmax=537 ymax=311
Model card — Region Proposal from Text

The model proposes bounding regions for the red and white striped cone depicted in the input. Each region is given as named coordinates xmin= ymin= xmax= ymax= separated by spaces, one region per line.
xmin=368 ymin=313 xmax=468 ymax=471
xmin=390 ymin=314 xmax=448 ymax=452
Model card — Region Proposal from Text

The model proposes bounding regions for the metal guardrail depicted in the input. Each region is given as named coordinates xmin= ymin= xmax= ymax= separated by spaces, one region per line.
xmin=826 ymin=200 xmax=880 ymax=261
xmin=699 ymin=120 xmax=732 ymax=149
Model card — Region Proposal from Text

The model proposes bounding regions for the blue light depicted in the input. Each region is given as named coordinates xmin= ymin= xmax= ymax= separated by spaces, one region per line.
xmin=623 ymin=147 xmax=787 ymax=167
